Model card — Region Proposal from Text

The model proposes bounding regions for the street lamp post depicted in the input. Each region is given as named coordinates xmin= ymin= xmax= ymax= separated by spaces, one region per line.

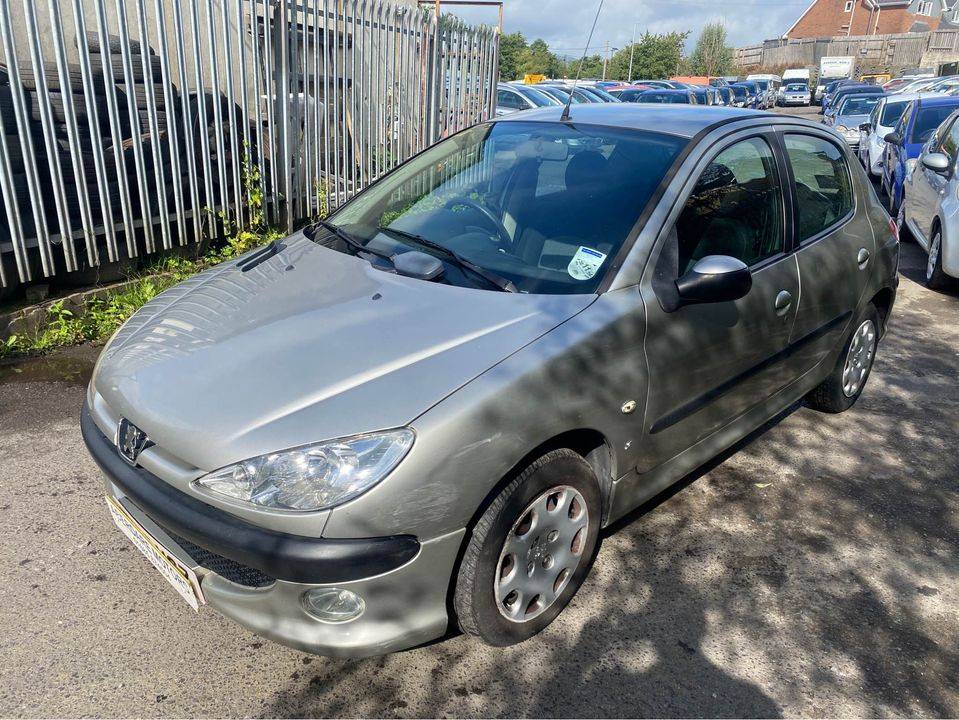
xmin=627 ymin=21 xmax=638 ymax=83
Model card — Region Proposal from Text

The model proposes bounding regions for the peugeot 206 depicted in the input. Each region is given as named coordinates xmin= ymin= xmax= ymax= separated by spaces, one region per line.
xmin=82 ymin=104 xmax=899 ymax=658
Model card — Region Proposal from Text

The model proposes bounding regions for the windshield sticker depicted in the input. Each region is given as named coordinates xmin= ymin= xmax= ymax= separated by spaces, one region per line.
xmin=568 ymin=246 xmax=607 ymax=281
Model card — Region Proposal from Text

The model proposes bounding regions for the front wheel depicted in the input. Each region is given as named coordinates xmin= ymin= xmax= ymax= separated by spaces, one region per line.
xmin=806 ymin=304 xmax=880 ymax=413
xmin=453 ymin=449 xmax=601 ymax=647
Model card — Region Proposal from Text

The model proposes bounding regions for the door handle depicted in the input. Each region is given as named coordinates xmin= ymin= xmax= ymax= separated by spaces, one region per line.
xmin=774 ymin=290 xmax=792 ymax=315
xmin=857 ymin=247 xmax=870 ymax=269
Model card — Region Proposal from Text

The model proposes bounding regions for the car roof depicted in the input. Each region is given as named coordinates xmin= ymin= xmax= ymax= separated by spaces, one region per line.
xmin=494 ymin=103 xmax=766 ymax=138
xmin=915 ymin=94 xmax=959 ymax=107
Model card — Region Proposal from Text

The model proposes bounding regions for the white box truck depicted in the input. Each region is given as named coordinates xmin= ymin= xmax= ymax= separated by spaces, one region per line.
xmin=815 ymin=56 xmax=855 ymax=103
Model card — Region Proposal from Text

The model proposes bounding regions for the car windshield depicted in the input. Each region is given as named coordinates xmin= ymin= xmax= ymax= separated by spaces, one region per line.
xmin=327 ymin=121 xmax=686 ymax=294
xmin=639 ymin=92 xmax=686 ymax=103
xmin=515 ymin=85 xmax=557 ymax=107
xmin=838 ymin=97 xmax=880 ymax=115
xmin=880 ymin=100 xmax=909 ymax=126
xmin=754 ymin=80 xmax=769 ymax=90
xmin=785 ymin=83 xmax=807 ymax=92
xmin=911 ymin=105 xmax=957 ymax=143
xmin=729 ymin=86 xmax=747 ymax=98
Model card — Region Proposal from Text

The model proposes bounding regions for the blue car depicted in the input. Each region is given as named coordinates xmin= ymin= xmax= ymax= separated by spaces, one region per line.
xmin=731 ymin=82 xmax=762 ymax=109
xmin=882 ymin=95 xmax=959 ymax=214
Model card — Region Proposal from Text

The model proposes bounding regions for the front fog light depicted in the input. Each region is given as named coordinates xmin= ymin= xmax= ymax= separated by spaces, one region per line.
xmin=302 ymin=588 xmax=365 ymax=623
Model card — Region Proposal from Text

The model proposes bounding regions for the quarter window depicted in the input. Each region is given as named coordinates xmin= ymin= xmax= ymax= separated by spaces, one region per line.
xmin=497 ymin=89 xmax=527 ymax=110
xmin=675 ymin=137 xmax=785 ymax=273
xmin=783 ymin=134 xmax=853 ymax=242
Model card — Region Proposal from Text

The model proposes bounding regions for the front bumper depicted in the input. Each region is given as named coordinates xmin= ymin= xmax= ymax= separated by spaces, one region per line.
xmin=82 ymin=402 xmax=463 ymax=657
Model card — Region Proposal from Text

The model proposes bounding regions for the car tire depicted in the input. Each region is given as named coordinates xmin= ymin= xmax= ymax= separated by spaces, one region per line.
xmin=925 ymin=229 xmax=953 ymax=291
xmin=805 ymin=303 xmax=881 ymax=414
xmin=453 ymin=448 xmax=602 ymax=647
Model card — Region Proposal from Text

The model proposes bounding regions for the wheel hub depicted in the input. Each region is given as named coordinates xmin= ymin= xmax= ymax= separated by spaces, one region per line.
xmin=494 ymin=485 xmax=589 ymax=623
xmin=842 ymin=319 xmax=877 ymax=398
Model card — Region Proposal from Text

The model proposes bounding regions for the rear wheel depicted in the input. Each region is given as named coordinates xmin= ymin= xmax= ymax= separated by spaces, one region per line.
xmin=806 ymin=304 xmax=880 ymax=413
xmin=925 ymin=230 xmax=953 ymax=290
xmin=453 ymin=449 xmax=601 ymax=647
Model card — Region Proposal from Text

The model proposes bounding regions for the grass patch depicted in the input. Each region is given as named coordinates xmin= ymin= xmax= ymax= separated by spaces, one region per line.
xmin=1 ymin=228 xmax=283 ymax=360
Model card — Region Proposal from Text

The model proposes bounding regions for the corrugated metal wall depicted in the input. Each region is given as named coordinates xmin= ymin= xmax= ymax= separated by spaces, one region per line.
xmin=0 ymin=0 xmax=499 ymax=289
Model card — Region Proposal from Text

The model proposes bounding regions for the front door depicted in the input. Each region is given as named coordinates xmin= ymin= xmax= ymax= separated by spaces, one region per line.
xmin=637 ymin=133 xmax=800 ymax=474
xmin=910 ymin=117 xmax=959 ymax=246
xmin=778 ymin=131 xmax=873 ymax=374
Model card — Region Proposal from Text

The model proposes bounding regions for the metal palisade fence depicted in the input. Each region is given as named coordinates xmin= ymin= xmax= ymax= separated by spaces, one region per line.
xmin=0 ymin=0 xmax=499 ymax=290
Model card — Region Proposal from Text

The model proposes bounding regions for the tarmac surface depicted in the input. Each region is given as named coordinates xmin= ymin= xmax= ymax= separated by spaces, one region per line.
xmin=1 ymin=106 xmax=957 ymax=718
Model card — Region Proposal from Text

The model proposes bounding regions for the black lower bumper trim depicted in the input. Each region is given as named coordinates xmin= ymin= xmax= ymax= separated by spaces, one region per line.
xmin=81 ymin=402 xmax=420 ymax=584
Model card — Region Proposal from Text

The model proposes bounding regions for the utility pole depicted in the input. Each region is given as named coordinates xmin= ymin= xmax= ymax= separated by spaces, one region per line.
xmin=602 ymin=40 xmax=610 ymax=80
xmin=627 ymin=22 xmax=638 ymax=82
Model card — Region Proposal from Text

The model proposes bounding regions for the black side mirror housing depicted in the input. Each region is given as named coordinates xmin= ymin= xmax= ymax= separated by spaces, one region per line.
xmin=675 ymin=255 xmax=753 ymax=306
xmin=859 ymin=122 xmax=872 ymax=132
xmin=885 ymin=132 xmax=902 ymax=145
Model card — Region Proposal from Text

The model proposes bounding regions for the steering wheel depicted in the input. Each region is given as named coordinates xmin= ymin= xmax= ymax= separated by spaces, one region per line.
xmin=444 ymin=197 xmax=512 ymax=246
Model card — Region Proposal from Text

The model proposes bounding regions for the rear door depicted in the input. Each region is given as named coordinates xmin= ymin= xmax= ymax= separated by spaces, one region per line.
xmin=776 ymin=129 xmax=872 ymax=375
xmin=637 ymin=131 xmax=800 ymax=473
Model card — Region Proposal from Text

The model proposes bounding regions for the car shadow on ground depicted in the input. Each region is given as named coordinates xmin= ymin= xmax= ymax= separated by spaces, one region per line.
xmin=260 ymin=246 xmax=958 ymax=719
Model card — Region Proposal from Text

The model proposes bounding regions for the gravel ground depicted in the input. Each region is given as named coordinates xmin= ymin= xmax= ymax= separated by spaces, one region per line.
xmin=0 ymin=106 xmax=957 ymax=718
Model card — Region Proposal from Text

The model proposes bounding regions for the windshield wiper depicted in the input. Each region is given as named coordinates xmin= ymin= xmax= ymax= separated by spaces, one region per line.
xmin=313 ymin=220 xmax=396 ymax=264
xmin=376 ymin=226 xmax=517 ymax=293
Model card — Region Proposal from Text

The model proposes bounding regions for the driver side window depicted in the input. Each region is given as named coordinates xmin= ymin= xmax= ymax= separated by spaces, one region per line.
xmin=674 ymin=137 xmax=785 ymax=274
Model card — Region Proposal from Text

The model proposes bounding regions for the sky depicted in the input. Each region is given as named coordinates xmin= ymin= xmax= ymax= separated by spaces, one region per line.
xmin=444 ymin=0 xmax=814 ymax=56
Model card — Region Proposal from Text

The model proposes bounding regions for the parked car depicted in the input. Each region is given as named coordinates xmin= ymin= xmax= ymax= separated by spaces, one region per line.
xmin=820 ymin=79 xmax=863 ymax=111
xmin=689 ymin=87 xmax=716 ymax=106
xmin=716 ymin=86 xmax=734 ymax=106
xmin=882 ymin=95 xmax=959 ymax=214
xmin=579 ymin=85 xmax=621 ymax=103
xmin=901 ymin=108 xmax=959 ymax=289
xmin=779 ymin=82 xmax=812 ymax=106
xmin=830 ymin=94 xmax=882 ymax=147
xmin=858 ymin=93 xmax=918 ymax=177
xmin=823 ymin=84 xmax=884 ymax=121
xmin=495 ymin=83 xmax=559 ymax=116
xmin=607 ymin=84 xmax=653 ymax=99
xmin=532 ymin=84 xmax=579 ymax=105
xmin=727 ymin=84 xmax=749 ymax=107
xmin=751 ymin=79 xmax=775 ymax=108
xmin=731 ymin=81 xmax=762 ymax=109
xmin=83 ymin=104 xmax=899 ymax=659
xmin=631 ymin=89 xmax=697 ymax=104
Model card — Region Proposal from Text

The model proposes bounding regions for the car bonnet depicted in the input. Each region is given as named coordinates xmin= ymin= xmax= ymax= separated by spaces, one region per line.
xmin=91 ymin=233 xmax=595 ymax=471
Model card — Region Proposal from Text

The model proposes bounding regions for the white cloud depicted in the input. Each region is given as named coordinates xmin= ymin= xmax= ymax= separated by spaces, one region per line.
xmin=445 ymin=0 xmax=808 ymax=55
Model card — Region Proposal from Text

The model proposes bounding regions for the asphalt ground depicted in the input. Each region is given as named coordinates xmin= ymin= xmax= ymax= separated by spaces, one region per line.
xmin=0 ymin=104 xmax=957 ymax=718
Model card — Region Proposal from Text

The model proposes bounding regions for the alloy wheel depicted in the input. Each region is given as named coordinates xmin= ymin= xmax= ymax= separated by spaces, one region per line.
xmin=842 ymin=319 xmax=877 ymax=398
xmin=927 ymin=233 xmax=941 ymax=282
xmin=494 ymin=486 xmax=589 ymax=623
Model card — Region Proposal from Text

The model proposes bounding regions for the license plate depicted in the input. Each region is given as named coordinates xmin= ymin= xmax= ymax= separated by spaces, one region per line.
xmin=106 ymin=496 xmax=206 ymax=611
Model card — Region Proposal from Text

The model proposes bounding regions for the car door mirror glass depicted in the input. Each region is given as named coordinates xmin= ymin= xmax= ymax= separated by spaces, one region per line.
xmin=675 ymin=255 xmax=752 ymax=306
xmin=922 ymin=152 xmax=951 ymax=173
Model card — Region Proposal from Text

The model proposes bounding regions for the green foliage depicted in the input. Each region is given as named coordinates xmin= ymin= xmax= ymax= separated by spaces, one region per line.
xmin=689 ymin=22 xmax=734 ymax=77
xmin=517 ymin=38 xmax=566 ymax=79
xmin=499 ymin=31 xmax=528 ymax=80
xmin=610 ymin=31 xmax=690 ymax=82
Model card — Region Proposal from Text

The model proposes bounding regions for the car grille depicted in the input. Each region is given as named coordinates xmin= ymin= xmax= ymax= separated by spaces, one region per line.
xmin=165 ymin=529 xmax=276 ymax=588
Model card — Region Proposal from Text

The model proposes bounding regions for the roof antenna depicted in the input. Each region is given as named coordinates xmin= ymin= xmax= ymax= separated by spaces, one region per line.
xmin=561 ymin=0 xmax=604 ymax=122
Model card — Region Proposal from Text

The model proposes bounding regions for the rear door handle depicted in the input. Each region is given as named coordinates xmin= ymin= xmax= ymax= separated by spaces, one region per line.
xmin=774 ymin=290 xmax=792 ymax=315
xmin=857 ymin=248 xmax=870 ymax=269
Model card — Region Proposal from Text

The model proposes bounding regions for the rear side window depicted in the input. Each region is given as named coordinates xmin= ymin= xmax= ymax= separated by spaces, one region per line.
xmin=497 ymin=90 xmax=526 ymax=110
xmin=675 ymin=137 xmax=785 ymax=273
xmin=911 ymin=105 xmax=957 ymax=143
xmin=783 ymin=134 xmax=853 ymax=241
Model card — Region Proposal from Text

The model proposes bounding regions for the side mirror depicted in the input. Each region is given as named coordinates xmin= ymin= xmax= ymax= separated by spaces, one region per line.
xmin=885 ymin=132 xmax=902 ymax=145
xmin=859 ymin=122 xmax=872 ymax=132
xmin=675 ymin=255 xmax=752 ymax=306
xmin=922 ymin=152 xmax=951 ymax=173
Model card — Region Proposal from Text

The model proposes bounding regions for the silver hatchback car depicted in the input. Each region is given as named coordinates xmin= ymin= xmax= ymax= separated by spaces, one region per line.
xmin=82 ymin=105 xmax=899 ymax=658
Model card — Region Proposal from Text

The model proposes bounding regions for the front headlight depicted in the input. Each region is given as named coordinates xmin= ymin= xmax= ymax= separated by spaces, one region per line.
xmin=836 ymin=125 xmax=848 ymax=132
xmin=195 ymin=429 xmax=414 ymax=511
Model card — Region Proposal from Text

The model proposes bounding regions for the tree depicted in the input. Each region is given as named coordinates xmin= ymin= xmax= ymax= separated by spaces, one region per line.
xmin=517 ymin=38 xmax=564 ymax=78
xmin=498 ymin=31 xmax=527 ymax=81
xmin=608 ymin=31 xmax=689 ymax=81
xmin=690 ymin=22 xmax=734 ymax=77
